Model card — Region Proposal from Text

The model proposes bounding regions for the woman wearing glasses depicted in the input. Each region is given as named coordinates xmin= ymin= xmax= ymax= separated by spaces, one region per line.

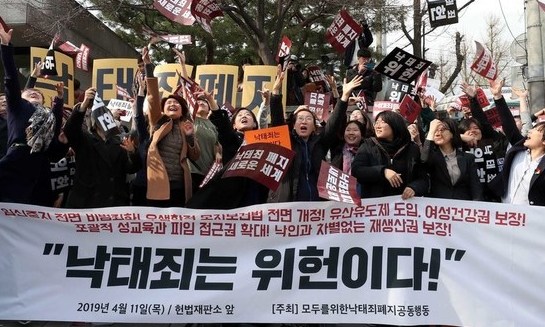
xmin=351 ymin=111 xmax=428 ymax=199
xmin=421 ymin=118 xmax=483 ymax=200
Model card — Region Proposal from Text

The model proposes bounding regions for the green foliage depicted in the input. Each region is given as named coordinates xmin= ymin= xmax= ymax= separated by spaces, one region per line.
xmin=83 ymin=0 xmax=404 ymax=71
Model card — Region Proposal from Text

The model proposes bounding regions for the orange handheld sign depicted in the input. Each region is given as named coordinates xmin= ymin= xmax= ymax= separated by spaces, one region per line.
xmin=244 ymin=125 xmax=292 ymax=150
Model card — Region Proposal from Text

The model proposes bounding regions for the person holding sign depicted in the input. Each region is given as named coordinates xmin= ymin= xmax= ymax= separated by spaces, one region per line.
xmin=172 ymin=48 xmax=222 ymax=192
xmin=345 ymin=48 xmax=383 ymax=110
xmin=351 ymin=110 xmax=428 ymax=200
xmin=0 ymin=25 xmax=66 ymax=206
xmin=207 ymin=91 xmax=259 ymax=165
xmin=422 ymin=118 xmax=483 ymax=201
xmin=63 ymin=87 xmax=141 ymax=208
xmin=487 ymin=79 xmax=545 ymax=206
xmin=459 ymin=81 xmax=509 ymax=201
xmin=326 ymin=75 xmax=368 ymax=176
xmin=267 ymin=69 xmax=337 ymax=202
xmin=185 ymin=78 xmax=271 ymax=209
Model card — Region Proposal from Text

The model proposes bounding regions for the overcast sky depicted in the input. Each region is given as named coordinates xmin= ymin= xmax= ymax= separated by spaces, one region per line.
xmin=387 ymin=0 xmax=526 ymax=62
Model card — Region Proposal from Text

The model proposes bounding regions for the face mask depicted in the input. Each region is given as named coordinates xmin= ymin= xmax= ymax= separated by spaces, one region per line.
xmin=364 ymin=62 xmax=375 ymax=70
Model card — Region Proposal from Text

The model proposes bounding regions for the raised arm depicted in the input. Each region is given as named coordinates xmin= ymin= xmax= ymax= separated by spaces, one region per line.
xmin=512 ymin=87 xmax=532 ymax=137
xmin=141 ymin=46 xmax=161 ymax=126
xmin=64 ymin=87 xmax=95 ymax=150
xmin=257 ymin=87 xmax=270 ymax=129
xmin=133 ymin=72 xmax=149 ymax=144
xmin=461 ymin=81 xmax=496 ymax=139
xmin=489 ymin=78 xmax=523 ymax=145
xmin=25 ymin=61 xmax=43 ymax=90
xmin=270 ymin=66 xmax=286 ymax=127
xmin=0 ymin=25 xmax=23 ymax=113
xmin=323 ymin=76 xmax=363 ymax=145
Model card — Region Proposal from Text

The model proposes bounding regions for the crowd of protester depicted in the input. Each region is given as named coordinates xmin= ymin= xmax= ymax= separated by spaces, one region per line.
xmin=1 ymin=22 xmax=545 ymax=215
xmin=2 ymin=11 xmax=545 ymax=327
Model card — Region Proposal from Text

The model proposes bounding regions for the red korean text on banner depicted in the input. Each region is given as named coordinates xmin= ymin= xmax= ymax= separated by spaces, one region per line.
xmin=276 ymin=36 xmax=292 ymax=63
xmin=154 ymin=0 xmax=195 ymax=26
xmin=222 ymin=143 xmax=295 ymax=191
xmin=317 ymin=161 xmax=361 ymax=206
xmin=325 ymin=10 xmax=363 ymax=53
xmin=304 ymin=92 xmax=331 ymax=122
xmin=244 ymin=125 xmax=292 ymax=150
xmin=399 ymin=95 xmax=422 ymax=124
xmin=458 ymin=87 xmax=490 ymax=109
xmin=191 ymin=0 xmax=223 ymax=34
xmin=471 ymin=41 xmax=498 ymax=80
xmin=483 ymin=106 xmax=501 ymax=129
xmin=76 ymin=44 xmax=90 ymax=72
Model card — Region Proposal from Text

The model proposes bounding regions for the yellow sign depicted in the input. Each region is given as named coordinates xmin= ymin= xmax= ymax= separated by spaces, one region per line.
xmin=240 ymin=65 xmax=287 ymax=114
xmin=153 ymin=63 xmax=194 ymax=98
xmin=195 ymin=65 xmax=238 ymax=109
xmin=30 ymin=47 xmax=75 ymax=107
xmin=92 ymin=58 xmax=138 ymax=101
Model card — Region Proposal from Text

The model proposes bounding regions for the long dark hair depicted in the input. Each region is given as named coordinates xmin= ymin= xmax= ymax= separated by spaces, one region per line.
xmin=440 ymin=118 xmax=463 ymax=149
xmin=231 ymin=107 xmax=258 ymax=131
xmin=375 ymin=110 xmax=410 ymax=145
xmin=345 ymin=120 xmax=366 ymax=145
xmin=458 ymin=117 xmax=482 ymax=134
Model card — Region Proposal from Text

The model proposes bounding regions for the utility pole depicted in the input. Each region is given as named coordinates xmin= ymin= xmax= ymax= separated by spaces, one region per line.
xmin=526 ymin=0 xmax=545 ymax=113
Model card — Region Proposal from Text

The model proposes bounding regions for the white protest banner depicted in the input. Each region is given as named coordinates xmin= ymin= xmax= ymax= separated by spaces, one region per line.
xmin=161 ymin=34 xmax=192 ymax=45
xmin=107 ymin=99 xmax=133 ymax=123
xmin=1 ymin=197 xmax=545 ymax=326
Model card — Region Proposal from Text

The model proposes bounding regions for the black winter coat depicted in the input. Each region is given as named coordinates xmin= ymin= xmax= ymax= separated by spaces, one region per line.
xmin=64 ymin=108 xmax=141 ymax=208
xmin=352 ymin=137 xmax=429 ymax=198
xmin=421 ymin=140 xmax=483 ymax=200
